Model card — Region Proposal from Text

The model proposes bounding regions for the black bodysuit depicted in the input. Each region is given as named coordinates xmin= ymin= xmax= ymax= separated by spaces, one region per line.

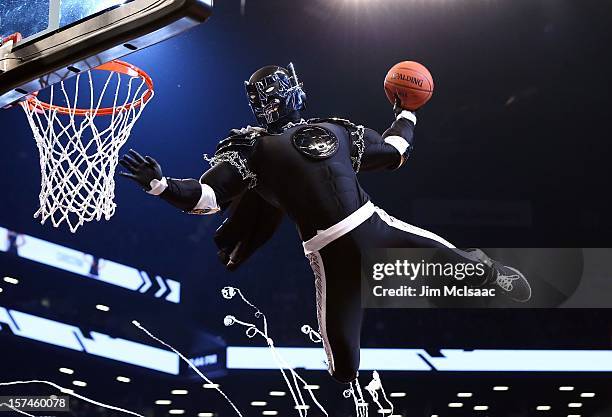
xmin=158 ymin=114 xmax=457 ymax=383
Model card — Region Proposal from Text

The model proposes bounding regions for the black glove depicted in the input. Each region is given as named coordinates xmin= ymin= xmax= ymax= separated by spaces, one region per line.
xmin=118 ymin=149 xmax=163 ymax=191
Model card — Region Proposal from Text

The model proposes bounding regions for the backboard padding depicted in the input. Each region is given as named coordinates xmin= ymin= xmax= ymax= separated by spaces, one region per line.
xmin=0 ymin=0 xmax=213 ymax=108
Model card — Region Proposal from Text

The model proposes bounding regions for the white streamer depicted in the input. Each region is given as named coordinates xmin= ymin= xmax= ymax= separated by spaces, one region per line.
xmin=131 ymin=320 xmax=243 ymax=417
xmin=222 ymin=286 xmax=328 ymax=417
xmin=0 ymin=380 xmax=143 ymax=417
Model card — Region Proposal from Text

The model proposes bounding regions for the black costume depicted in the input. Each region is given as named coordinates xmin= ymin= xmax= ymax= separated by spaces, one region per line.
xmin=150 ymin=114 xmax=459 ymax=382
xmin=119 ymin=64 xmax=531 ymax=384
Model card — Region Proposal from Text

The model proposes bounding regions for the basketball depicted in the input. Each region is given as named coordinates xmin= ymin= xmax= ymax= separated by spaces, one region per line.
xmin=384 ymin=61 xmax=434 ymax=110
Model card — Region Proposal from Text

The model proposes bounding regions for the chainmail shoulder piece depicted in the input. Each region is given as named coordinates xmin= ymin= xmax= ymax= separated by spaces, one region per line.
xmin=204 ymin=151 xmax=258 ymax=189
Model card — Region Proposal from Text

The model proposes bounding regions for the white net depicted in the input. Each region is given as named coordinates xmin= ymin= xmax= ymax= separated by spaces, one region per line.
xmin=20 ymin=63 xmax=153 ymax=233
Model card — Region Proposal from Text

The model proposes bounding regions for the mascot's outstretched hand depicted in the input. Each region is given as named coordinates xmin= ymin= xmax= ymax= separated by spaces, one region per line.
xmin=118 ymin=149 xmax=164 ymax=193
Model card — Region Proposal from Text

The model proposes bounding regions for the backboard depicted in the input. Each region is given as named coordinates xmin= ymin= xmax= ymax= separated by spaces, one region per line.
xmin=0 ymin=0 xmax=213 ymax=108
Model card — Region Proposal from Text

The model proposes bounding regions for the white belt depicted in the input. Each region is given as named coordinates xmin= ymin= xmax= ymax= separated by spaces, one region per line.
xmin=303 ymin=201 xmax=375 ymax=255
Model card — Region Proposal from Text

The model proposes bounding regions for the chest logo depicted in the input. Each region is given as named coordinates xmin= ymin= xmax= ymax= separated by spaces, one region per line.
xmin=291 ymin=126 xmax=339 ymax=159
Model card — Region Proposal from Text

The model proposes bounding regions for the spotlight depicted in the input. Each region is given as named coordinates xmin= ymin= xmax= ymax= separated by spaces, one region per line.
xmin=474 ymin=406 xmax=489 ymax=411
xmin=295 ymin=405 xmax=310 ymax=410
xmin=171 ymin=389 xmax=188 ymax=395
xmin=116 ymin=376 xmax=131 ymax=383
xmin=390 ymin=392 xmax=406 ymax=398
xmin=251 ymin=401 xmax=267 ymax=407
xmin=448 ymin=403 xmax=463 ymax=408
xmin=377 ymin=409 xmax=392 ymax=414
xmin=203 ymin=383 xmax=219 ymax=389
xmin=168 ymin=410 xmax=185 ymax=415
xmin=559 ymin=386 xmax=575 ymax=391
xmin=580 ymin=393 xmax=595 ymax=398
xmin=72 ymin=380 xmax=87 ymax=387
xmin=457 ymin=392 xmax=473 ymax=398
xmin=303 ymin=384 xmax=319 ymax=390
xmin=493 ymin=386 xmax=509 ymax=391
xmin=155 ymin=400 xmax=172 ymax=405
xmin=269 ymin=391 xmax=286 ymax=397
xmin=0 ymin=287 xmax=3 ymax=293
xmin=198 ymin=413 xmax=214 ymax=417
xmin=96 ymin=304 xmax=110 ymax=312
xmin=536 ymin=406 xmax=552 ymax=411
xmin=568 ymin=403 xmax=582 ymax=408
xmin=3 ymin=276 xmax=18 ymax=285
xmin=59 ymin=368 xmax=74 ymax=375
xmin=262 ymin=412 xmax=278 ymax=416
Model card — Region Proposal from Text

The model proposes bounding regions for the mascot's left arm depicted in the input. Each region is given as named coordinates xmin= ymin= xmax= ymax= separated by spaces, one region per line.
xmin=359 ymin=109 xmax=417 ymax=171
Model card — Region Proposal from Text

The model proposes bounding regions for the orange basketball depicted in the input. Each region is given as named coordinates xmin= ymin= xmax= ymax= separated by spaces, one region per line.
xmin=384 ymin=61 xmax=434 ymax=110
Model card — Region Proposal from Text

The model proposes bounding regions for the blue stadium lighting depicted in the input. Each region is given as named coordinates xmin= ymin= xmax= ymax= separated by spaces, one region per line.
xmin=0 ymin=306 xmax=180 ymax=374
xmin=3 ymin=276 xmax=18 ymax=285
xmin=0 ymin=226 xmax=181 ymax=303
xmin=536 ymin=405 xmax=552 ymax=411
xmin=226 ymin=347 xmax=612 ymax=372
xmin=2 ymin=307 xmax=612 ymax=377
xmin=171 ymin=390 xmax=188 ymax=395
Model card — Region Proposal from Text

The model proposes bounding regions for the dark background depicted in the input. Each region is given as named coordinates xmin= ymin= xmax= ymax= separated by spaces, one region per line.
xmin=1 ymin=0 xmax=612 ymax=416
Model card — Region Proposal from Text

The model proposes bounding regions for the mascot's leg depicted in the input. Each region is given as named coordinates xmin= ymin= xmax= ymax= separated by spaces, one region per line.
xmin=369 ymin=207 xmax=531 ymax=302
xmin=306 ymin=236 xmax=363 ymax=384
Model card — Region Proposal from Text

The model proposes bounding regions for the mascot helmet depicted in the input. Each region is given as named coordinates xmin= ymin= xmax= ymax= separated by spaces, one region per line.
xmin=245 ymin=63 xmax=307 ymax=127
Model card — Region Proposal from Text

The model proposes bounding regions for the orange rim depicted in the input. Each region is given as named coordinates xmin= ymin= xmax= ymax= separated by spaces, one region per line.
xmin=25 ymin=60 xmax=154 ymax=116
xmin=2 ymin=32 xmax=22 ymax=45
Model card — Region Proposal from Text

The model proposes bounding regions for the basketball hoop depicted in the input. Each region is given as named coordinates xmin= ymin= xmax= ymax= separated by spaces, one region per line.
xmin=19 ymin=59 xmax=154 ymax=233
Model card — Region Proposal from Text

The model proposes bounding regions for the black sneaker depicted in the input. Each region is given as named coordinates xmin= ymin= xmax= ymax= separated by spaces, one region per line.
xmin=464 ymin=249 xmax=532 ymax=303
xmin=491 ymin=262 xmax=532 ymax=302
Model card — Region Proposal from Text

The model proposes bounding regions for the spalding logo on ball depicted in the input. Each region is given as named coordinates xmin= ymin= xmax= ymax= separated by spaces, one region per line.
xmin=384 ymin=61 xmax=434 ymax=110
